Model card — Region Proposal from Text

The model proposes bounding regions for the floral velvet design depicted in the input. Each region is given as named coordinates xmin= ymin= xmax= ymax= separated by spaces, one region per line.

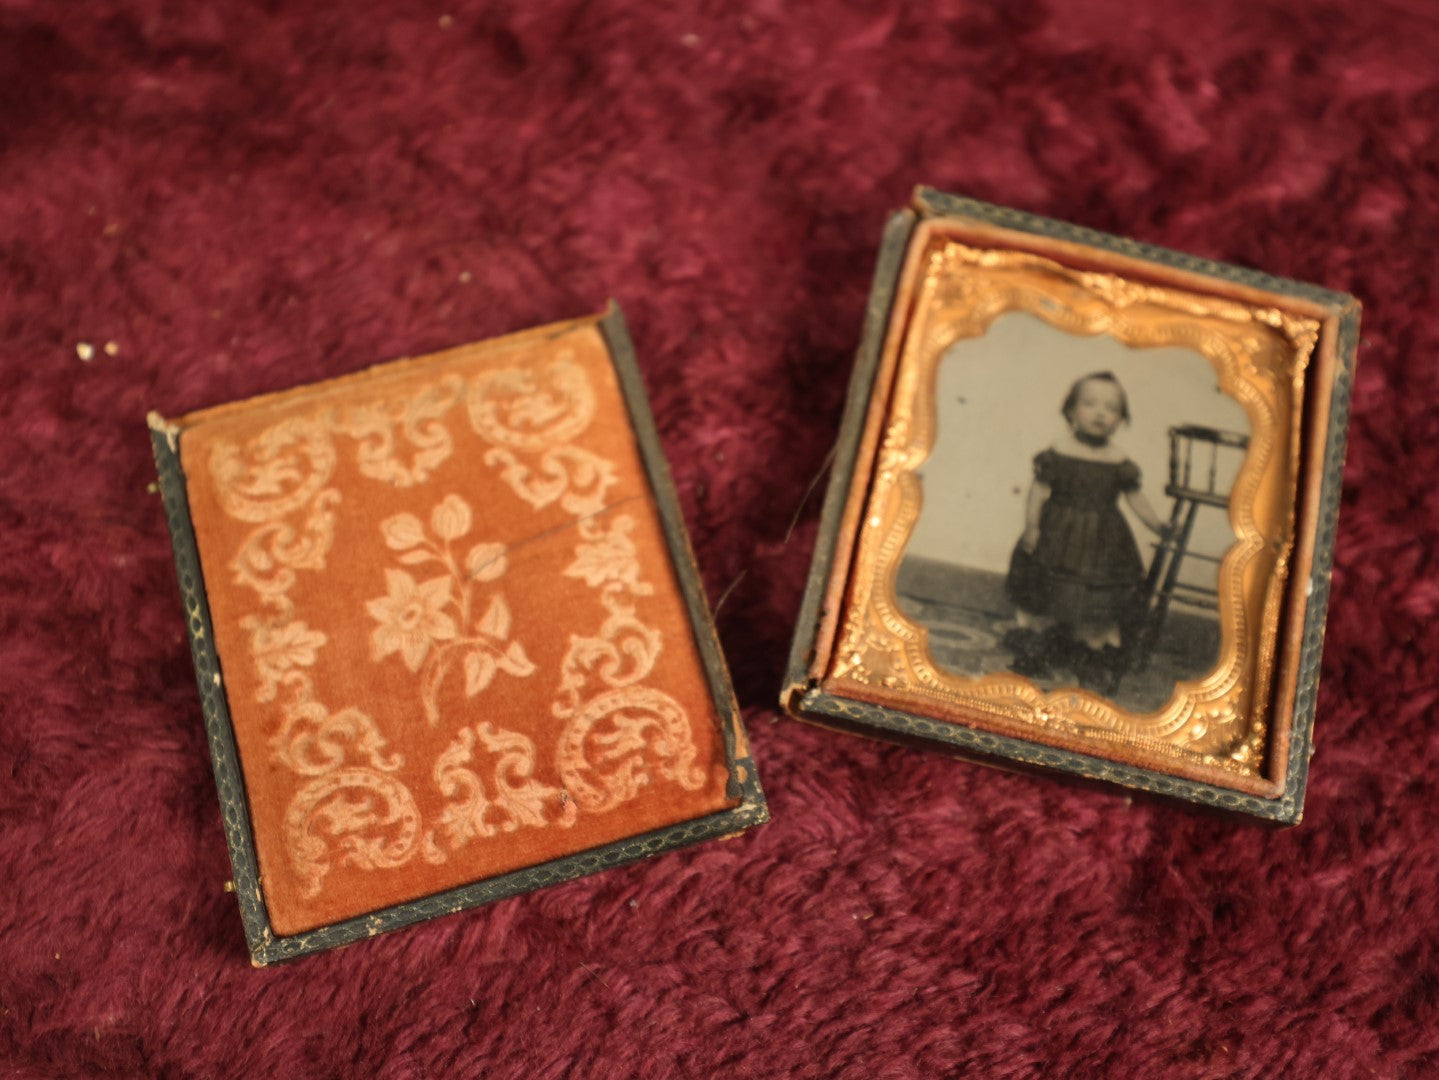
xmin=368 ymin=495 xmax=536 ymax=720
xmin=179 ymin=326 xmax=735 ymax=935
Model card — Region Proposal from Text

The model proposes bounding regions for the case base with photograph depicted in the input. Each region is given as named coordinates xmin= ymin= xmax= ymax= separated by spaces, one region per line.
xmin=784 ymin=188 xmax=1359 ymax=824
xmin=150 ymin=306 xmax=767 ymax=963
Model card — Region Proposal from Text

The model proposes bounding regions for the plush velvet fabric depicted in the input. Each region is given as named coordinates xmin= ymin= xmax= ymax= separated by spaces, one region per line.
xmin=174 ymin=320 xmax=738 ymax=937
xmin=1 ymin=0 xmax=1435 ymax=1075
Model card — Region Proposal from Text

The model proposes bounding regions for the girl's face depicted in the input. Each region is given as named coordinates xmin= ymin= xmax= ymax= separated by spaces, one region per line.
xmin=1070 ymin=379 xmax=1124 ymax=439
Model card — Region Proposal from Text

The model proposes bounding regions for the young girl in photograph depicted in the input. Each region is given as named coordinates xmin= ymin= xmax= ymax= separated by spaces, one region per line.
xmin=1004 ymin=371 xmax=1169 ymax=694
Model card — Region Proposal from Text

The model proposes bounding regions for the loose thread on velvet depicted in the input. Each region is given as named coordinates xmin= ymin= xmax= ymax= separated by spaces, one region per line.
xmin=466 ymin=493 xmax=645 ymax=578
xmin=712 ymin=569 xmax=747 ymax=619
xmin=783 ymin=442 xmax=838 ymax=544
xmin=578 ymin=962 xmax=612 ymax=989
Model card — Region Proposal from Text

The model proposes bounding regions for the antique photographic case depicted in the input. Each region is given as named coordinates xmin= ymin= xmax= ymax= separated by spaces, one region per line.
xmin=151 ymin=307 xmax=766 ymax=963
xmin=785 ymin=188 xmax=1359 ymax=824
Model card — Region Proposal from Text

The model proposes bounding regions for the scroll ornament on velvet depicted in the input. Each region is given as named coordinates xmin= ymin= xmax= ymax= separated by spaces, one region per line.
xmin=174 ymin=325 xmax=737 ymax=936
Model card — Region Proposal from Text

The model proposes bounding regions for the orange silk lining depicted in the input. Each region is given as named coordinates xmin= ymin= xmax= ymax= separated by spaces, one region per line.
xmin=178 ymin=321 xmax=736 ymax=936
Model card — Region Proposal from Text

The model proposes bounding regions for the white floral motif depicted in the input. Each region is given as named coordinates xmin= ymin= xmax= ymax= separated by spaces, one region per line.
xmin=551 ymin=513 xmax=706 ymax=811
xmin=230 ymin=491 xmax=342 ymax=611
xmin=552 ymin=517 xmax=665 ymax=718
xmin=366 ymin=570 xmax=458 ymax=673
xmin=467 ymin=352 xmax=595 ymax=451
xmin=285 ymin=768 xmax=422 ymax=898
xmin=370 ymin=494 xmax=535 ymax=723
xmin=564 ymin=516 xmax=653 ymax=594
xmin=482 ymin=445 xmax=617 ymax=516
xmin=467 ymin=353 xmax=619 ymax=514
xmin=423 ymin=722 xmax=578 ymax=862
xmin=332 ymin=375 xmax=464 ymax=487
xmin=465 ymin=542 xmax=507 ymax=581
xmin=381 ymin=513 xmax=428 ymax=551
xmin=208 ymin=388 xmax=462 ymax=898
xmin=557 ymin=688 xmax=706 ymax=812
xmin=462 ymin=351 xmax=709 ymax=827
xmin=269 ymin=674 xmax=402 ymax=778
xmin=243 ymin=617 xmax=328 ymax=702
xmin=430 ymin=493 xmax=471 ymax=540
xmin=210 ymin=417 xmax=337 ymax=524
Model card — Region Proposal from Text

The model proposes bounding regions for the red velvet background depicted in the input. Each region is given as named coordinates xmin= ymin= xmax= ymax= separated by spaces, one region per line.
xmin=2 ymin=1 xmax=1436 ymax=1075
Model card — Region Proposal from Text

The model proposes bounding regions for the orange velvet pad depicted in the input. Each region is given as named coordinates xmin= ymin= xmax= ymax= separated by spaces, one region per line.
xmin=173 ymin=317 xmax=738 ymax=936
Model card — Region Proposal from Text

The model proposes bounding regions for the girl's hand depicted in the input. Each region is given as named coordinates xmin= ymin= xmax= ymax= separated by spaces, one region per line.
xmin=1022 ymin=527 xmax=1041 ymax=553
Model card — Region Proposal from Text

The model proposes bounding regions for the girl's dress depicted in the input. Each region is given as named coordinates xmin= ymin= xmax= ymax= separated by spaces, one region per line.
xmin=1006 ymin=449 xmax=1146 ymax=628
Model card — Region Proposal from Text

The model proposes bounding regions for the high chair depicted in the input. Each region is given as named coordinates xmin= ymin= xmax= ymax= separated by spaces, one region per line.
xmin=1132 ymin=424 xmax=1250 ymax=671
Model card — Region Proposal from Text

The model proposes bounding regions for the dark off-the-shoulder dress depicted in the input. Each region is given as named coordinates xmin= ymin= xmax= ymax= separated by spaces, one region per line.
xmin=1005 ymin=449 xmax=1146 ymax=627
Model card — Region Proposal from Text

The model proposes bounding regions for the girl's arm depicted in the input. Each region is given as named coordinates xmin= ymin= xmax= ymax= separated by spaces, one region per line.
xmin=1021 ymin=481 xmax=1050 ymax=552
xmin=1124 ymin=490 xmax=1168 ymax=536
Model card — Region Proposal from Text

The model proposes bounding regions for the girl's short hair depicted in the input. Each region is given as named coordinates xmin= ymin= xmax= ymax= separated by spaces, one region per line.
xmin=1061 ymin=371 xmax=1131 ymax=425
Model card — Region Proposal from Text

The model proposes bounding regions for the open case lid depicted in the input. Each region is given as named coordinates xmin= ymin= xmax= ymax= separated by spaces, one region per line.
xmin=784 ymin=188 xmax=1359 ymax=825
xmin=150 ymin=304 xmax=766 ymax=963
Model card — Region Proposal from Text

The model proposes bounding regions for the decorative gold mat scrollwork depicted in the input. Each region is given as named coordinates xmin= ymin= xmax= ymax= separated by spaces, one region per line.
xmin=830 ymin=241 xmax=1320 ymax=783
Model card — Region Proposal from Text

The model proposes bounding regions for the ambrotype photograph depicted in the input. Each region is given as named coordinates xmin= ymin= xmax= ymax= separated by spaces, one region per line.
xmin=895 ymin=313 xmax=1251 ymax=714
xmin=788 ymin=194 xmax=1357 ymax=818
xmin=806 ymin=213 xmax=1337 ymax=798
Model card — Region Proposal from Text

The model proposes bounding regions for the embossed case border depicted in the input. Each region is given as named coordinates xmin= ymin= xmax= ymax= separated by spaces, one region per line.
xmin=151 ymin=305 xmax=768 ymax=965
xmin=783 ymin=188 xmax=1359 ymax=825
